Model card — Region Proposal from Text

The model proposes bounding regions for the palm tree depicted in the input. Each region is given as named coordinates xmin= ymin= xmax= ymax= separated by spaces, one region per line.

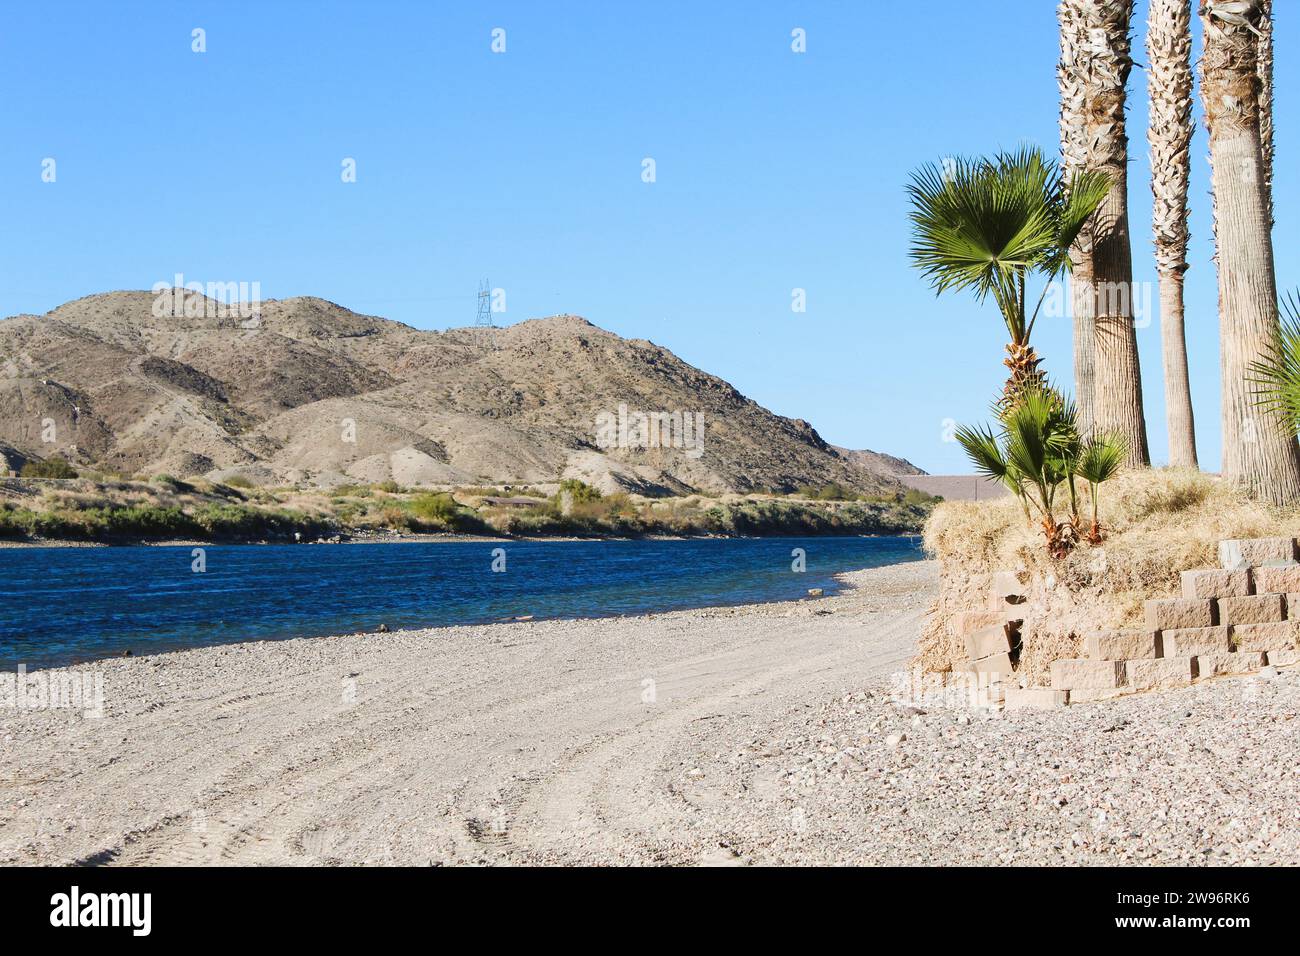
xmin=956 ymin=385 xmax=1128 ymax=554
xmin=907 ymin=148 xmax=1109 ymax=410
xmin=1057 ymin=0 xmax=1150 ymax=467
xmin=1147 ymin=0 xmax=1199 ymax=468
xmin=1201 ymin=0 xmax=1300 ymax=504
xmin=1058 ymin=0 xmax=1097 ymax=437
xmin=957 ymin=387 xmax=1081 ymax=554
xmin=1076 ymin=431 xmax=1129 ymax=542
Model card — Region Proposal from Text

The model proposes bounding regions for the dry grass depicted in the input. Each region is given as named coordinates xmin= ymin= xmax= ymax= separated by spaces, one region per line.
xmin=917 ymin=468 xmax=1300 ymax=681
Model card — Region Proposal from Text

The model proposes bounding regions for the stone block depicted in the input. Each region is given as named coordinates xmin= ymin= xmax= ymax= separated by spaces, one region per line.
xmin=971 ymin=653 xmax=1015 ymax=678
xmin=1050 ymin=659 xmax=1125 ymax=690
xmin=1288 ymin=593 xmax=1300 ymax=620
xmin=1160 ymin=625 xmax=1232 ymax=656
xmin=1004 ymin=687 xmax=1069 ymax=711
xmin=952 ymin=610 xmax=1018 ymax=636
xmin=1127 ymin=656 xmax=1197 ymax=691
xmin=1251 ymin=564 xmax=1300 ymax=595
xmin=1196 ymin=651 xmax=1265 ymax=677
xmin=1217 ymin=593 xmax=1285 ymax=626
xmin=1231 ymin=621 xmax=1300 ymax=652
xmin=1267 ymin=648 xmax=1300 ymax=667
xmin=986 ymin=571 xmax=1027 ymax=612
xmin=1144 ymin=597 xmax=1215 ymax=631
xmin=988 ymin=569 xmax=1025 ymax=599
xmin=964 ymin=623 xmax=1012 ymax=661
xmin=1219 ymin=538 xmax=1296 ymax=570
xmin=1180 ymin=568 xmax=1251 ymax=599
xmin=1082 ymin=629 xmax=1161 ymax=660
xmin=1068 ymin=687 xmax=1129 ymax=702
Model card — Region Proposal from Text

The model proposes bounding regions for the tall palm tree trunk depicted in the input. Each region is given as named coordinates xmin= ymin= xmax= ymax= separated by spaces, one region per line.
xmin=1070 ymin=262 xmax=1098 ymax=438
xmin=1059 ymin=1 xmax=1150 ymax=465
xmin=1148 ymin=0 xmax=1199 ymax=467
xmin=1059 ymin=1 xmax=1096 ymax=437
xmin=1159 ymin=272 xmax=1198 ymax=465
xmin=1202 ymin=0 xmax=1300 ymax=504
xmin=1258 ymin=0 xmax=1274 ymax=226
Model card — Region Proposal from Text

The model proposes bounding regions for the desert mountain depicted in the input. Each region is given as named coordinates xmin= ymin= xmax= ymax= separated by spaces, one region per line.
xmin=0 ymin=291 xmax=913 ymax=496
xmin=832 ymin=445 xmax=925 ymax=479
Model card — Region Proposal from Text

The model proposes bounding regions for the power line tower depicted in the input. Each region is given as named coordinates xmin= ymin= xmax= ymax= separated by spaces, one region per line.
xmin=475 ymin=278 xmax=494 ymax=351
xmin=476 ymin=278 xmax=493 ymax=328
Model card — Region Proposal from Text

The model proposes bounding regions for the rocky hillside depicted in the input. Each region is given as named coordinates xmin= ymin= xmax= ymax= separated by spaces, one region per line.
xmin=832 ymin=445 xmax=924 ymax=479
xmin=0 ymin=291 xmax=914 ymax=495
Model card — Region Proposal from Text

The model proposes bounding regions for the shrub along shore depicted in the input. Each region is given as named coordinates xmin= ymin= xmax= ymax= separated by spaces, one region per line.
xmin=0 ymin=474 xmax=935 ymax=545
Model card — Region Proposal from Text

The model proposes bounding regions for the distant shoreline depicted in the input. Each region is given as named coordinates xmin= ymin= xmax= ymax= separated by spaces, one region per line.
xmin=0 ymin=530 xmax=923 ymax=549
xmin=0 ymin=475 xmax=934 ymax=547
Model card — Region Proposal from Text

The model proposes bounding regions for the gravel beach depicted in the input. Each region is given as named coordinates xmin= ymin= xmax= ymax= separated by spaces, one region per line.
xmin=2 ymin=558 xmax=1296 ymax=866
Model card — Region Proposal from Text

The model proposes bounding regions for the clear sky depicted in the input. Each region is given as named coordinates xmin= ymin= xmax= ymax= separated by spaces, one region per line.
xmin=2 ymin=1 xmax=1296 ymax=474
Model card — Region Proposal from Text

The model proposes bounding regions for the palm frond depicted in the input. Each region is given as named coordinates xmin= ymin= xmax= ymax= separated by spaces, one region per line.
xmin=954 ymin=423 xmax=1022 ymax=496
xmin=1002 ymin=389 xmax=1053 ymax=476
xmin=907 ymin=146 xmax=1112 ymax=352
xmin=1248 ymin=291 xmax=1300 ymax=434
xmin=1075 ymin=431 xmax=1128 ymax=485
xmin=1045 ymin=169 xmax=1111 ymax=276
xmin=907 ymin=148 xmax=1063 ymax=340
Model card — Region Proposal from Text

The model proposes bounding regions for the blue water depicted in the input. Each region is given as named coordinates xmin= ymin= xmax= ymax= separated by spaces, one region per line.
xmin=0 ymin=536 xmax=923 ymax=670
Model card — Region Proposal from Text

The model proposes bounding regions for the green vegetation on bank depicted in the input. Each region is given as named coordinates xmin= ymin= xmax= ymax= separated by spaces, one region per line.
xmin=795 ymin=482 xmax=935 ymax=507
xmin=0 ymin=500 xmax=327 ymax=543
xmin=19 ymin=457 xmax=79 ymax=479
xmin=0 ymin=475 xmax=935 ymax=544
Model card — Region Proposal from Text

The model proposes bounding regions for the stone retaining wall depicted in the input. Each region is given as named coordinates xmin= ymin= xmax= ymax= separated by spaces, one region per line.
xmin=944 ymin=537 xmax=1300 ymax=710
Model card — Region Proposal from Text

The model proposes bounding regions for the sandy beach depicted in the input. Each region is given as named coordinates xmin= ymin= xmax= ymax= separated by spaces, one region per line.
xmin=0 ymin=560 xmax=933 ymax=865
xmin=3 ymin=558 xmax=1298 ymax=866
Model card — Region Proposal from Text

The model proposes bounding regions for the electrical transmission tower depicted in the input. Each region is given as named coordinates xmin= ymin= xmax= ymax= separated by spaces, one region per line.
xmin=474 ymin=278 xmax=495 ymax=351
xmin=476 ymin=278 xmax=493 ymax=328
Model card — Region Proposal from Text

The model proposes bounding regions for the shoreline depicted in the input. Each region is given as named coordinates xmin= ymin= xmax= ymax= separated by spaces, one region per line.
xmin=0 ymin=530 xmax=924 ymax=550
xmin=0 ymin=560 xmax=937 ymax=865
xmin=2 ymin=553 xmax=925 ymax=673
xmin=3 ymin=557 xmax=1298 ymax=866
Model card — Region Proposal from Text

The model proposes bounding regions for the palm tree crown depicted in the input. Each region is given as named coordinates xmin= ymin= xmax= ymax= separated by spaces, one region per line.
xmin=908 ymin=147 xmax=1109 ymax=405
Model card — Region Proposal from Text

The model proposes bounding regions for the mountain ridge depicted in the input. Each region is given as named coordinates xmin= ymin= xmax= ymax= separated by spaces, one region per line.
xmin=0 ymin=291 xmax=919 ymax=495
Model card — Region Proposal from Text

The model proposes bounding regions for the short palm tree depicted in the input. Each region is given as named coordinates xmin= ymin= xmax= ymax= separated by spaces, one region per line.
xmin=1076 ymin=432 xmax=1129 ymax=543
xmin=956 ymin=387 xmax=1081 ymax=555
xmin=956 ymin=385 xmax=1127 ymax=554
xmin=908 ymin=148 xmax=1110 ymax=410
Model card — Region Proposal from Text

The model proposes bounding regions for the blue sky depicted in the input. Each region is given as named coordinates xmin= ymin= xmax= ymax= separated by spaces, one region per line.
xmin=1 ymin=1 xmax=1296 ymax=474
